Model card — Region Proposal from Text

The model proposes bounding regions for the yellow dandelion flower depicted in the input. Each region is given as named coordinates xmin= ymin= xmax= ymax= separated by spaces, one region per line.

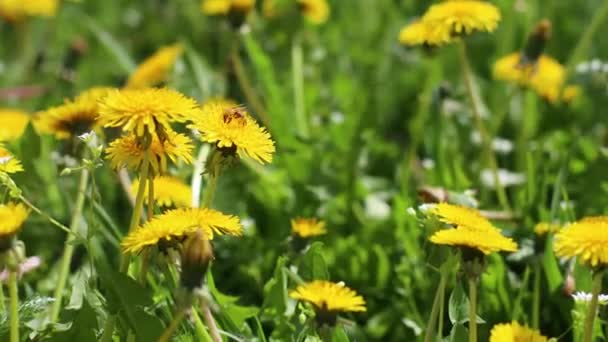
xmin=430 ymin=225 xmax=518 ymax=255
xmin=0 ymin=147 xmax=23 ymax=174
xmin=421 ymin=0 xmax=501 ymax=43
xmin=490 ymin=321 xmax=548 ymax=342
xmin=126 ymin=44 xmax=183 ymax=89
xmin=290 ymin=281 xmax=366 ymax=313
xmin=432 ymin=203 xmax=495 ymax=231
xmin=297 ymin=0 xmax=329 ymax=24
xmin=131 ymin=176 xmax=192 ymax=208
xmin=291 ymin=218 xmax=326 ymax=238
xmin=121 ymin=207 xmax=242 ymax=254
xmin=37 ymin=101 xmax=98 ymax=139
xmin=98 ymin=88 xmax=200 ymax=138
xmin=201 ymin=0 xmax=254 ymax=15
xmin=554 ymin=216 xmax=608 ymax=267
xmin=189 ymin=100 xmax=275 ymax=164
xmin=73 ymin=86 xmax=114 ymax=104
xmin=106 ymin=130 xmax=193 ymax=175
xmin=493 ymin=52 xmax=578 ymax=103
xmin=399 ymin=19 xmax=450 ymax=46
xmin=0 ymin=0 xmax=58 ymax=21
xmin=534 ymin=222 xmax=561 ymax=236
xmin=0 ymin=202 xmax=29 ymax=251
xmin=0 ymin=109 xmax=29 ymax=142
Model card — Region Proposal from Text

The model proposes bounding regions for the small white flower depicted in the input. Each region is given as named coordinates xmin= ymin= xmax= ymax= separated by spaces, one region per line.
xmin=572 ymin=291 xmax=608 ymax=305
xmin=406 ymin=207 xmax=417 ymax=216
xmin=480 ymin=169 xmax=525 ymax=188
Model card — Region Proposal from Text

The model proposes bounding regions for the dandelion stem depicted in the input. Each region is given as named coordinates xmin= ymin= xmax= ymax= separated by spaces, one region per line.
xmin=8 ymin=271 xmax=18 ymax=342
xmin=424 ymin=267 xmax=448 ymax=342
xmin=583 ymin=270 xmax=603 ymax=342
xmin=459 ymin=41 xmax=511 ymax=211
xmin=147 ymin=173 xmax=154 ymax=219
xmin=201 ymin=151 xmax=221 ymax=208
xmin=193 ymin=308 xmax=213 ymax=342
xmin=0 ymin=282 xmax=5 ymax=314
xmin=201 ymin=302 xmax=222 ymax=342
xmin=120 ymin=149 xmax=151 ymax=273
xmin=50 ymin=167 xmax=89 ymax=323
xmin=191 ymin=145 xmax=210 ymax=208
xmin=158 ymin=308 xmax=186 ymax=342
xmin=468 ymin=277 xmax=478 ymax=342
xmin=18 ymin=196 xmax=73 ymax=235
xmin=532 ymin=260 xmax=541 ymax=329
xmin=292 ymin=34 xmax=309 ymax=139
xmin=100 ymin=316 xmax=115 ymax=342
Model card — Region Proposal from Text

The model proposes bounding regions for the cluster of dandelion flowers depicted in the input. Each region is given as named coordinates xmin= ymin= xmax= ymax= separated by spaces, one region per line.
xmin=0 ymin=109 xmax=29 ymax=142
xmin=201 ymin=0 xmax=255 ymax=15
xmin=130 ymin=176 xmax=192 ymax=208
xmin=489 ymin=321 xmax=548 ymax=342
xmin=98 ymin=88 xmax=200 ymax=139
xmin=121 ymin=207 xmax=242 ymax=254
xmin=126 ymin=43 xmax=183 ymax=89
xmin=493 ymin=52 xmax=579 ymax=103
xmin=105 ymin=129 xmax=193 ymax=175
xmin=0 ymin=203 xmax=29 ymax=252
xmin=0 ymin=0 xmax=58 ymax=21
xmin=554 ymin=216 xmax=608 ymax=267
xmin=36 ymin=87 xmax=113 ymax=139
xmin=0 ymin=147 xmax=23 ymax=174
xmin=290 ymin=281 xmax=366 ymax=325
xmin=297 ymin=0 xmax=329 ymax=25
xmin=399 ymin=0 xmax=500 ymax=46
xmin=189 ymin=100 xmax=275 ymax=164
xmin=291 ymin=218 xmax=327 ymax=238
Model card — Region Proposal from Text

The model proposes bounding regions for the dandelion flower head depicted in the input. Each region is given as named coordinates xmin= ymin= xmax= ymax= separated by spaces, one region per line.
xmin=493 ymin=52 xmax=576 ymax=103
xmin=36 ymin=87 xmax=113 ymax=139
xmin=131 ymin=176 xmax=192 ymax=208
xmin=554 ymin=216 xmax=608 ymax=267
xmin=489 ymin=321 xmax=548 ymax=342
xmin=189 ymin=99 xmax=275 ymax=164
xmin=98 ymin=88 xmax=200 ymax=138
xmin=105 ymin=130 xmax=193 ymax=175
xmin=121 ymin=207 xmax=242 ymax=254
xmin=290 ymin=281 xmax=366 ymax=313
xmin=297 ymin=0 xmax=330 ymax=25
xmin=201 ymin=0 xmax=255 ymax=15
xmin=432 ymin=202 xmax=495 ymax=231
xmin=127 ymin=43 xmax=183 ymax=89
xmin=0 ymin=147 xmax=23 ymax=174
xmin=417 ymin=0 xmax=501 ymax=45
xmin=534 ymin=222 xmax=561 ymax=236
xmin=399 ymin=19 xmax=449 ymax=46
xmin=0 ymin=202 xmax=29 ymax=238
xmin=0 ymin=0 xmax=58 ymax=21
xmin=430 ymin=226 xmax=517 ymax=254
xmin=0 ymin=109 xmax=29 ymax=142
xmin=291 ymin=218 xmax=327 ymax=238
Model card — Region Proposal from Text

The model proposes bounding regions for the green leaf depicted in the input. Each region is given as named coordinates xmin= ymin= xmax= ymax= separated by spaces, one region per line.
xmin=207 ymin=271 xmax=259 ymax=330
xmin=449 ymin=323 xmax=468 ymax=342
xmin=262 ymin=256 xmax=288 ymax=316
xmin=331 ymin=325 xmax=350 ymax=342
xmin=66 ymin=271 xmax=86 ymax=310
xmin=448 ymin=282 xmax=485 ymax=325
xmin=299 ymin=242 xmax=329 ymax=281
xmin=47 ymin=300 xmax=97 ymax=342
xmin=370 ymin=244 xmax=390 ymax=288
xmin=543 ymin=235 xmax=563 ymax=293
xmin=97 ymin=263 xmax=161 ymax=339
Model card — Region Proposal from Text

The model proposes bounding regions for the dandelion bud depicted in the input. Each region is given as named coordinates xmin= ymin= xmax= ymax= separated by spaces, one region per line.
xmin=180 ymin=230 xmax=214 ymax=291
xmin=521 ymin=19 xmax=552 ymax=66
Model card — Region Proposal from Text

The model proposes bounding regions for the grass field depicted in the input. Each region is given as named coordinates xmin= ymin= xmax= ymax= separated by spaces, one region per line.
xmin=1 ymin=0 xmax=608 ymax=341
